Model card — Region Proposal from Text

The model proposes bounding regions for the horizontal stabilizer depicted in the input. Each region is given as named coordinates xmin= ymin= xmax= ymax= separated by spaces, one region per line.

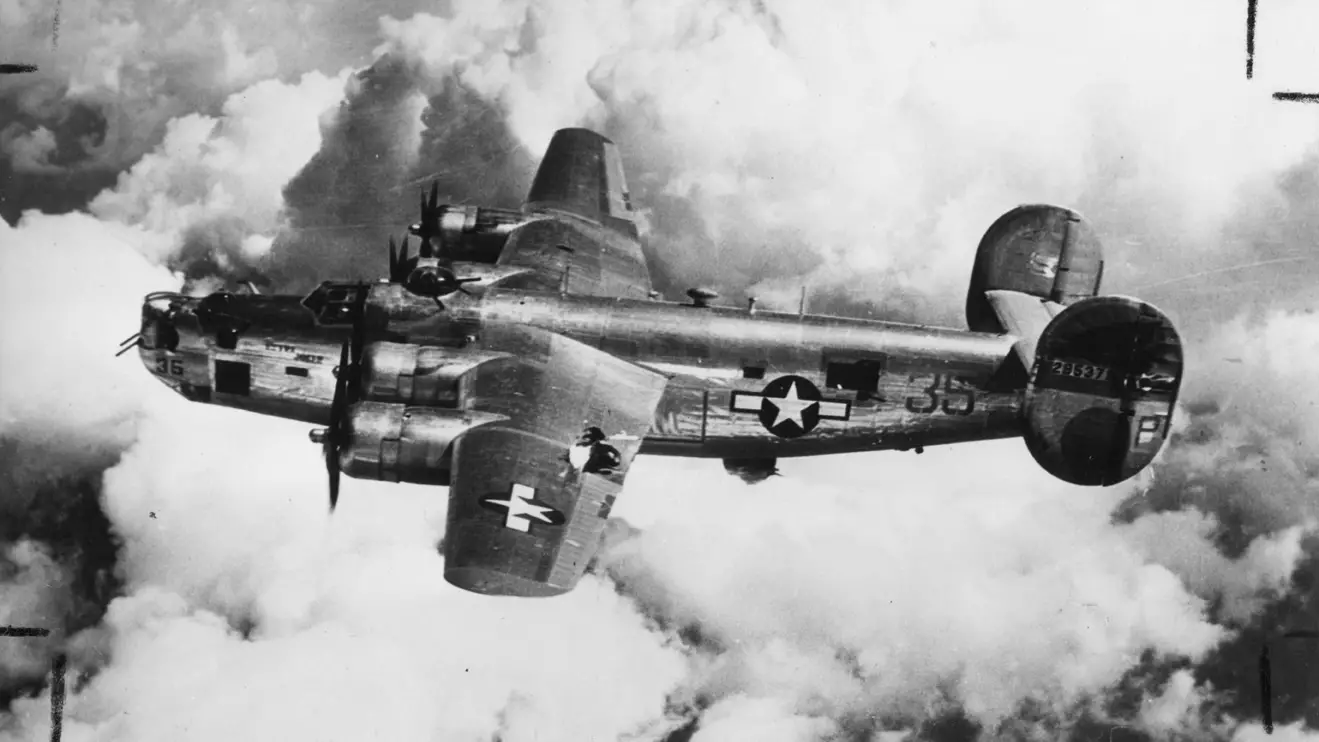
xmin=984 ymin=289 xmax=1063 ymax=373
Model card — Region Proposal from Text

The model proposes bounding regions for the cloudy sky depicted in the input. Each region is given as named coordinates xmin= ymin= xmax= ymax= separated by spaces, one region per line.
xmin=1 ymin=0 xmax=1317 ymax=740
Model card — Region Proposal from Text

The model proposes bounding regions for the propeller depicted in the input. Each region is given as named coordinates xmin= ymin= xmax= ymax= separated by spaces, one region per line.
xmin=389 ymin=182 xmax=484 ymax=301
xmin=310 ymin=284 xmax=369 ymax=512
xmin=388 ymin=235 xmax=413 ymax=283
xmin=318 ymin=340 xmax=351 ymax=511
xmin=410 ymin=181 xmax=444 ymax=259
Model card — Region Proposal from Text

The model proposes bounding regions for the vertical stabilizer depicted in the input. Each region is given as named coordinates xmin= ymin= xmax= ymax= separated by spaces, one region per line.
xmin=524 ymin=128 xmax=638 ymax=238
xmin=966 ymin=205 xmax=1104 ymax=334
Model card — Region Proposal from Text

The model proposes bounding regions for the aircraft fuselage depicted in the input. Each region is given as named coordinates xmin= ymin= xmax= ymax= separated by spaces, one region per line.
xmin=139 ymin=283 xmax=1024 ymax=471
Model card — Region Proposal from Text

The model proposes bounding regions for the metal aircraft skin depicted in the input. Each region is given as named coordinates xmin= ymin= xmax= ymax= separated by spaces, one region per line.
xmin=130 ymin=128 xmax=1185 ymax=598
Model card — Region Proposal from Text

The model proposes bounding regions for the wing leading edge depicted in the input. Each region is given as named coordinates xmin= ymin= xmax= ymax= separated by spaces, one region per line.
xmin=443 ymin=324 xmax=667 ymax=596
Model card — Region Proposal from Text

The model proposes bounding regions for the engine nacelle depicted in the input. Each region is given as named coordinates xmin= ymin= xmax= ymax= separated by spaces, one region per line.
xmin=361 ymin=342 xmax=510 ymax=407
xmin=1023 ymin=296 xmax=1183 ymax=486
xmin=338 ymin=401 xmax=506 ymax=484
xmin=405 ymin=259 xmax=462 ymax=298
xmin=435 ymin=205 xmax=526 ymax=262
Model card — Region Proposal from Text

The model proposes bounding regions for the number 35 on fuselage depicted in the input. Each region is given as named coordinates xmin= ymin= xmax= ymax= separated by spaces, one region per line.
xmin=132 ymin=128 xmax=1183 ymax=598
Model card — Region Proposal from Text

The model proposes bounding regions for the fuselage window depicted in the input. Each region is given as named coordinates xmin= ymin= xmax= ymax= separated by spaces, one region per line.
xmin=285 ymin=366 xmax=309 ymax=377
xmin=215 ymin=360 xmax=252 ymax=396
xmin=826 ymin=359 xmax=884 ymax=395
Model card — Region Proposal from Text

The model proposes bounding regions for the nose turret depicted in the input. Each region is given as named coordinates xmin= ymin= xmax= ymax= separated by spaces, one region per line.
xmin=140 ymin=292 xmax=184 ymax=353
xmin=137 ymin=292 xmax=203 ymax=396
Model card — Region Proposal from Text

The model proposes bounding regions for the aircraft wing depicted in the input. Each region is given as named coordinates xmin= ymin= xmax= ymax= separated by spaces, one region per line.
xmin=442 ymin=323 xmax=668 ymax=596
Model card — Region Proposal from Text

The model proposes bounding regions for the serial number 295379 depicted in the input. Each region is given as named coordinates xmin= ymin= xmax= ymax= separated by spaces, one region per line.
xmin=1047 ymin=359 xmax=1109 ymax=381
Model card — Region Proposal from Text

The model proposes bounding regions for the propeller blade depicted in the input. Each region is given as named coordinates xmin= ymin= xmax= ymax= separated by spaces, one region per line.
xmin=346 ymin=284 xmax=369 ymax=399
xmin=325 ymin=339 xmax=350 ymax=513
xmin=321 ymin=285 xmax=373 ymax=513
xmin=428 ymin=181 xmax=439 ymax=214
xmin=327 ymin=445 xmax=341 ymax=511
xmin=390 ymin=235 xmax=413 ymax=283
xmin=331 ymin=341 xmax=349 ymax=413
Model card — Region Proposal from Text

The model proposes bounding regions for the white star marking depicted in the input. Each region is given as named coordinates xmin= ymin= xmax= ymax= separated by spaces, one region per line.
xmin=764 ymin=380 xmax=820 ymax=430
xmin=730 ymin=379 xmax=851 ymax=434
xmin=483 ymin=484 xmax=560 ymax=532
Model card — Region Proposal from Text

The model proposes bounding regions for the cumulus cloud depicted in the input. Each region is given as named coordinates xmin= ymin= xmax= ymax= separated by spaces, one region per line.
xmin=0 ymin=56 xmax=347 ymax=498
xmin=88 ymin=72 xmax=348 ymax=246
xmin=0 ymin=541 xmax=71 ymax=683
xmin=1123 ymin=511 xmax=1309 ymax=625
xmin=1235 ymin=722 xmax=1319 ymax=742
xmin=607 ymin=445 xmax=1231 ymax=736
xmin=80 ymin=70 xmax=350 ymax=294
xmin=1 ymin=0 xmax=398 ymax=172
xmin=0 ymin=0 xmax=430 ymax=223
xmin=689 ymin=695 xmax=840 ymax=742
xmin=0 ymin=23 xmax=348 ymax=720
xmin=0 ymin=67 xmax=346 ymax=426
xmin=0 ymin=212 xmax=178 ymax=455
xmin=369 ymin=0 xmax=1319 ymax=324
xmin=1139 ymin=669 xmax=1211 ymax=736
xmin=264 ymin=56 xmax=535 ymax=292
xmin=1121 ymin=310 xmax=1319 ymax=550
xmin=0 ymin=402 xmax=689 ymax=742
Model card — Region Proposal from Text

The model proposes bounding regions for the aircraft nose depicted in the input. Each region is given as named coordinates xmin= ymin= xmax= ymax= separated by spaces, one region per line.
xmin=138 ymin=292 xmax=185 ymax=356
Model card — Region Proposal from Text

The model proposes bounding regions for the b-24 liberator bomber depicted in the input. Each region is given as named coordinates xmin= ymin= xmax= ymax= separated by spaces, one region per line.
xmin=127 ymin=128 xmax=1183 ymax=597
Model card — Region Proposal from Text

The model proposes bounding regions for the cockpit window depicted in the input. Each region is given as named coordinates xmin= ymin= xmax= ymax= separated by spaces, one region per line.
xmin=300 ymin=282 xmax=362 ymax=325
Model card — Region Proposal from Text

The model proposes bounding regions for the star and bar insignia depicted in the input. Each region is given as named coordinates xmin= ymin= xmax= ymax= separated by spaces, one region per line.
xmin=478 ymin=484 xmax=566 ymax=532
xmin=730 ymin=375 xmax=851 ymax=438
